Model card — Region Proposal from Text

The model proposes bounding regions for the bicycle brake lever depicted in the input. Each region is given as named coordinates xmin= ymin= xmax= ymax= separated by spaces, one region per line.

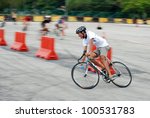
xmin=78 ymin=54 xmax=85 ymax=62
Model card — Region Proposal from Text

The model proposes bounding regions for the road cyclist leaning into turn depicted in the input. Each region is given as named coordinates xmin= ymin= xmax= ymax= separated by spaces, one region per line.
xmin=76 ymin=26 xmax=113 ymax=79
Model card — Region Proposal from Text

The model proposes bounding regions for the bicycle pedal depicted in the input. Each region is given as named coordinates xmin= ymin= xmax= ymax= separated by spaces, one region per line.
xmin=103 ymin=76 xmax=111 ymax=83
xmin=103 ymin=78 xmax=111 ymax=83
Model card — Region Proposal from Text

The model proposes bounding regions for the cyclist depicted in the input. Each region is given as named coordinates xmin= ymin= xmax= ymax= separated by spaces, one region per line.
xmin=22 ymin=15 xmax=31 ymax=31
xmin=76 ymin=26 xmax=112 ymax=78
xmin=41 ymin=16 xmax=51 ymax=35
xmin=55 ymin=16 xmax=67 ymax=36
xmin=0 ymin=15 xmax=7 ymax=27
xmin=11 ymin=11 xmax=17 ymax=24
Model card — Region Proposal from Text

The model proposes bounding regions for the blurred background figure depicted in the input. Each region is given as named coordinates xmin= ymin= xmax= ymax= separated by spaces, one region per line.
xmin=97 ymin=24 xmax=102 ymax=30
xmin=22 ymin=15 xmax=32 ymax=31
xmin=133 ymin=17 xmax=139 ymax=27
xmin=0 ymin=15 xmax=7 ymax=27
xmin=55 ymin=16 xmax=67 ymax=37
xmin=40 ymin=15 xmax=51 ymax=36
xmin=11 ymin=11 xmax=17 ymax=25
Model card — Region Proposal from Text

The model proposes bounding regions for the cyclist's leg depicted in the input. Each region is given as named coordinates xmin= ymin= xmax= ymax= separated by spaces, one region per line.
xmin=61 ymin=25 xmax=66 ymax=36
xmin=100 ymin=55 xmax=112 ymax=78
xmin=22 ymin=21 xmax=26 ymax=31
xmin=88 ymin=52 xmax=105 ymax=69
xmin=62 ymin=29 xmax=65 ymax=36
xmin=99 ymin=46 xmax=112 ymax=78
xmin=41 ymin=27 xmax=48 ymax=36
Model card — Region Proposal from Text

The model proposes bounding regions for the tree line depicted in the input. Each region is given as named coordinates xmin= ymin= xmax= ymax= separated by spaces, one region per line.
xmin=0 ymin=0 xmax=150 ymax=18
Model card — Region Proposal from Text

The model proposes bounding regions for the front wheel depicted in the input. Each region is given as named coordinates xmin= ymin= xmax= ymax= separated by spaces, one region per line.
xmin=71 ymin=62 xmax=100 ymax=89
xmin=110 ymin=61 xmax=132 ymax=88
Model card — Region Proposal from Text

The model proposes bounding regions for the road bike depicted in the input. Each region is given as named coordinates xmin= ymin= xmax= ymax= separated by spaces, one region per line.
xmin=71 ymin=54 xmax=132 ymax=89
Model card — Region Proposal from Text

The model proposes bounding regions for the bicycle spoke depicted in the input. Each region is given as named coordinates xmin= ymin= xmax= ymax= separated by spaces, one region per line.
xmin=71 ymin=62 xmax=99 ymax=89
xmin=111 ymin=61 xmax=132 ymax=88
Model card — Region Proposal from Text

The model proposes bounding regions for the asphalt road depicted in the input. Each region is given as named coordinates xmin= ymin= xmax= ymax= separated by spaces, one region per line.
xmin=0 ymin=21 xmax=150 ymax=101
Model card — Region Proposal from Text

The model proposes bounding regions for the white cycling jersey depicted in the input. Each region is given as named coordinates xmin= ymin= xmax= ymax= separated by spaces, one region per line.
xmin=82 ymin=31 xmax=109 ymax=48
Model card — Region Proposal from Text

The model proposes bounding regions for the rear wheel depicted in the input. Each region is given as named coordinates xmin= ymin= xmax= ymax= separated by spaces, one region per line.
xmin=110 ymin=61 xmax=132 ymax=88
xmin=71 ymin=62 xmax=100 ymax=89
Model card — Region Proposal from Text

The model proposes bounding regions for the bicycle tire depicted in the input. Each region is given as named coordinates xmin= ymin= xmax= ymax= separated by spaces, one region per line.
xmin=71 ymin=62 xmax=100 ymax=89
xmin=110 ymin=61 xmax=132 ymax=88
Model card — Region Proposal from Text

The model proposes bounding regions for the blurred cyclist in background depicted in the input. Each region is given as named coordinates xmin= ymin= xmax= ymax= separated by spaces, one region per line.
xmin=55 ymin=16 xmax=67 ymax=36
xmin=22 ymin=15 xmax=31 ymax=31
xmin=0 ymin=15 xmax=7 ymax=27
xmin=40 ymin=16 xmax=51 ymax=36
xmin=11 ymin=11 xmax=17 ymax=25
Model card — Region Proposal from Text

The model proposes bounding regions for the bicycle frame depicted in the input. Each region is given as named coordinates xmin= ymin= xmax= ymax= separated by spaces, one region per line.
xmin=86 ymin=59 xmax=109 ymax=79
xmin=78 ymin=54 xmax=109 ymax=81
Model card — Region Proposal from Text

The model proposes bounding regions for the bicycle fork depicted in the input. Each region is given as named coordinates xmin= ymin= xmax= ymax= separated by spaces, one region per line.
xmin=84 ymin=63 xmax=88 ymax=77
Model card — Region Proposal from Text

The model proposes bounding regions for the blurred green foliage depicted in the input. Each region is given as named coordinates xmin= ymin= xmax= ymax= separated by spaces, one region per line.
xmin=0 ymin=0 xmax=150 ymax=18
xmin=0 ymin=0 xmax=65 ymax=15
xmin=67 ymin=0 xmax=150 ymax=18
